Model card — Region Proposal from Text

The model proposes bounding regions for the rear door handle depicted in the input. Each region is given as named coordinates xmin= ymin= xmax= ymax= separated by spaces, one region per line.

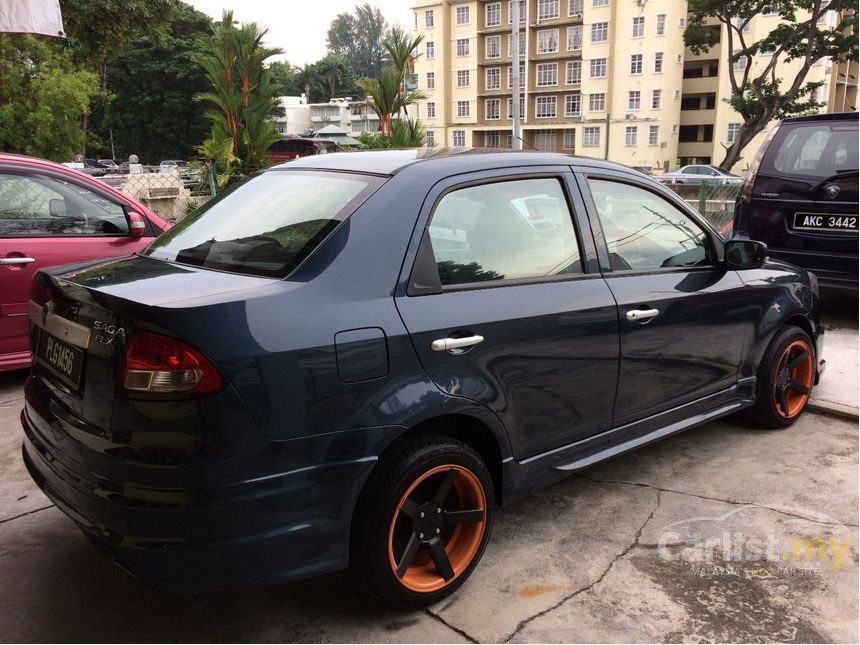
xmin=0 ymin=257 xmax=35 ymax=265
xmin=431 ymin=335 xmax=485 ymax=351
xmin=626 ymin=308 xmax=660 ymax=322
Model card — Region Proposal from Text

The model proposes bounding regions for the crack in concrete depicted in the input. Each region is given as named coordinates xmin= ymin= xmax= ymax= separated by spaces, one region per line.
xmin=500 ymin=489 xmax=662 ymax=643
xmin=578 ymin=474 xmax=859 ymax=528
xmin=0 ymin=398 xmax=24 ymax=407
xmin=423 ymin=608 xmax=479 ymax=644
xmin=0 ymin=504 xmax=53 ymax=526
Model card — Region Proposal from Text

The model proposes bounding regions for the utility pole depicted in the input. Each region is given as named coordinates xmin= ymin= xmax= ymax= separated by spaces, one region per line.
xmin=511 ymin=0 xmax=522 ymax=150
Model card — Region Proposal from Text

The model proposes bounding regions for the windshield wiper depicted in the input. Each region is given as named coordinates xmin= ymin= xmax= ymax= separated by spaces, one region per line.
xmin=810 ymin=169 xmax=858 ymax=193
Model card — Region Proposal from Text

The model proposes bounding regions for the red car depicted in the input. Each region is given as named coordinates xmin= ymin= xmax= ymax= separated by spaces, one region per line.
xmin=0 ymin=153 xmax=170 ymax=371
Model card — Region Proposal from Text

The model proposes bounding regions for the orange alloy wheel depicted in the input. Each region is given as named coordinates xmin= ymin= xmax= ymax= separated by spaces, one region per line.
xmin=387 ymin=464 xmax=487 ymax=593
xmin=771 ymin=339 xmax=815 ymax=419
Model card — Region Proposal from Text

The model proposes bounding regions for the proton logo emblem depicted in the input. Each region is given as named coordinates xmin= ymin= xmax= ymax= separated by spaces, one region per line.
xmin=825 ymin=184 xmax=840 ymax=199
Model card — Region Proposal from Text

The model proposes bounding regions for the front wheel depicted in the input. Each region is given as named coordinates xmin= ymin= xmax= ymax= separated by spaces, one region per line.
xmin=351 ymin=434 xmax=494 ymax=608
xmin=748 ymin=326 xmax=816 ymax=428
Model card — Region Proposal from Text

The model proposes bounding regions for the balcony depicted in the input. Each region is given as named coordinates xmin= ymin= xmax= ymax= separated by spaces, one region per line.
xmin=680 ymin=108 xmax=716 ymax=126
xmin=682 ymin=75 xmax=720 ymax=95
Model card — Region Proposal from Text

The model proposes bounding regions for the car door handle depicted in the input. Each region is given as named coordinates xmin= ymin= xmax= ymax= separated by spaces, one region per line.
xmin=431 ymin=335 xmax=485 ymax=352
xmin=0 ymin=257 xmax=36 ymax=265
xmin=626 ymin=308 xmax=660 ymax=322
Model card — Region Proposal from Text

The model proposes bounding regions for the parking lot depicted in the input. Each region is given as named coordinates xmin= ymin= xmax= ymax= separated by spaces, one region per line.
xmin=0 ymin=300 xmax=856 ymax=643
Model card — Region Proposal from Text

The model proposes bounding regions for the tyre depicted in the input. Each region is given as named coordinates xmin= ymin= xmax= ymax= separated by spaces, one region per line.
xmin=747 ymin=325 xmax=816 ymax=428
xmin=351 ymin=433 xmax=494 ymax=608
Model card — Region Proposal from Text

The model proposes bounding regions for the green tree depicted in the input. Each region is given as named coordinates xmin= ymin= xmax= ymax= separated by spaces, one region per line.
xmin=193 ymin=10 xmax=283 ymax=173
xmin=268 ymin=60 xmax=302 ymax=96
xmin=103 ymin=4 xmax=213 ymax=163
xmin=326 ymin=3 xmax=388 ymax=78
xmin=382 ymin=26 xmax=425 ymax=118
xmin=0 ymin=34 xmax=100 ymax=161
xmin=685 ymin=0 xmax=858 ymax=170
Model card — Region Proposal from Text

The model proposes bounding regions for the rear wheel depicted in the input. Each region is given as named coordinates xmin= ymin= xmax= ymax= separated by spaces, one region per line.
xmin=351 ymin=434 xmax=494 ymax=608
xmin=748 ymin=326 xmax=815 ymax=428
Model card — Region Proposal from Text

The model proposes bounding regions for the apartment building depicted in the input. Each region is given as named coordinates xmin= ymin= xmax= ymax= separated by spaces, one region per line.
xmin=412 ymin=0 xmax=855 ymax=172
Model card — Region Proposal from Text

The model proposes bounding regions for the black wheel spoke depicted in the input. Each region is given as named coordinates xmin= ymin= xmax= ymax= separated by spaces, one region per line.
xmin=431 ymin=469 xmax=458 ymax=506
xmin=787 ymin=350 xmax=810 ymax=369
xmin=427 ymin=537 xmax=455 ymax=580
xmin=400 ymin=497 xmax=420 ymax=520
xmin=777 ymin=387 xmax=790 ymax=414
xmin=444 ymin=508 xmax=484 ymax=526
xmin=395 ymin=532 xmax=422 ymax=578
xmin=788 ymin=379 xmax=810 ymax=395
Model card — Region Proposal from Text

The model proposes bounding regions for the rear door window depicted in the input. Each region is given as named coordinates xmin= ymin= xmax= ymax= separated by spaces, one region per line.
xmin=426 ymin=177 xmax=583 ymax=287
xmin=144 ymin=170 xmax=384 ymax=278
xmin=765 ymin=121 xmax=859 ymax=178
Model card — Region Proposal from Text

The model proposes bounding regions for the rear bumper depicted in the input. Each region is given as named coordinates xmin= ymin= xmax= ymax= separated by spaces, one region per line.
xmin=21 ymin=396 xmax=378 ymax=594
xmin=767 ymin=248 xmax=858 ymax=293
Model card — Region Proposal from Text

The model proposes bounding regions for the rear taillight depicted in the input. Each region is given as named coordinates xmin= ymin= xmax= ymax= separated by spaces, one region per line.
xmin=120 ymin=331 xmax=225 ymax=398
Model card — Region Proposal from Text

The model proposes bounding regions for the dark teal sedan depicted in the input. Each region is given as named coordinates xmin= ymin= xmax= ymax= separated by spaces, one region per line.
xmin=21 ymin=149 xmax=823 ymax=608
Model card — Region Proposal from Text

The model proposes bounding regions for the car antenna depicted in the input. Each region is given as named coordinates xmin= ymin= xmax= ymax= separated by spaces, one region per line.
xmin=515 ymin=135 xmax=539 ymax=152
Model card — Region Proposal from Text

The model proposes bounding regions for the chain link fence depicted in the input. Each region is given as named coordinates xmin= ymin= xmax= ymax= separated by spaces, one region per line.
xmin=662 ymin=182 xmax=740 ymax=234
xmin=95 ymin=167 xmax=213 ymax=222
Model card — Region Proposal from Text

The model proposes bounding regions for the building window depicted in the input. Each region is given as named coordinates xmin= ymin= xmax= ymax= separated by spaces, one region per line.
xmin=589 ymin=58 xmax=607 ymax=78
xmin=537 ymin=29 xmax=560 ymax=53
xmin=537 ymin=63 xmax=558 ymax=86
xmin=566 ymin=60 xmax=582 ymax=84
xmin=426 ymin=41 xmax=435 ymax=59
xmin=583 ymin=126 xmax=600 ymax=146
xmin=486 ymin=67 xmax=501 ymax=89
xmin=588 ymin=93 xmax=605 ymax=111
xmin=414 ymin=12 xmax=418 ymax=29
xmin=538 ymin=0 xmax=560 ymax=20
xmin=486 ymin=2 xmax=501 ymax=26
xmin=426 ymin=130 xmax=435 ymax=146
xmin=457 ymin=101 xmax=470 ymax=117
xmin=486 ymin=130 xmax=500 ymax=148
xmin=654 ymin=52 xmax=664 ymax=73
xmin=508 ymin=62 xmax=526 ymax=88
xmin=732 ymin=53 xmax=748 ymax=71
xmin=453 ymin=130 xmax=466 ymax=147
xmin=624 ymin=126 xmax=637 ymax=146
xmin=591 ymin=21 xmax=608 ymax=42
xmin=592 ymin=0 xmax=609 ymax=6
xmin=679 ymin=17 xmax=686 ymax=27
xmin=563 ymin=129 xmax=576 ymax=149
xmin=508 ymin=0 xmax=526 ymax=24
xmin=564 ymin=94 xmax=581 ymax=116
xmin=651 ymin=89 xmax=662 ymax=109
xmin=456 ymin=5 xmax=470 ymax=25
xmin=426 ymin=72 xmax=435 ymax=89
xmin=507 ymin=32 xmax=526 ymax=56
xmin=656 ymin=14 xmax=666 ymax=35
xmin=567 ymin=25 xmax=582 ymax=50
xmin=535 ymin=96 xmax=557 ymax=118
xmin=648 ymin=125 xmax=659 ymax=145
xmin=535 ymin=129 xmax=557 ymax=152
xmin=630 ymin=54 xmax=643 ymax=75
xmin=486 ymin=35 xmax=501 ymax=58
xmin=486 ymin=99 xmax=501 ymax=120
xmin=427 ymin=101 xmax=436 ymax=118
xmin=507 ymin=96 xmax=526 ymax=119
xmin=569 ymin=0 xmax=583 ymax=15
xmin=425 ymin=10 xmax=434 ymax=28
xmin=733 ymin=16 xmax=751 ymax=32
xmin=632 ymin=16 xmax=645 ymax=38
xmin=727 ymin=122 xmax=741 ymax=143
xmin=457 ymin=70 xmax=470 ymax=87
xmin=456 ymin=38 xmax=470 ymax=56
xmin=628 ymin=90 xmax=641 ymax=110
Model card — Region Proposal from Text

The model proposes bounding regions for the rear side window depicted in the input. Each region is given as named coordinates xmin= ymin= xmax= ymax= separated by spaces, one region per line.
xmin=144 ymin=171 xmax=383 ymax=278
xmin=427 ymin=177 xmax=583 ymax=287
xmin=765 ymin=121 xmax=859 ymax=178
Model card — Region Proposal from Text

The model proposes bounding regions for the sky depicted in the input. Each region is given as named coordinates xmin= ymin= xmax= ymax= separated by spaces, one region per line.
xmin=187 ymin=0 xmax=415 ymax=66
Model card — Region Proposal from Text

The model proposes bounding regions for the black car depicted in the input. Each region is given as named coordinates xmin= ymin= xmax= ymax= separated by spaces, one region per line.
xmin=22 ymin=150 xmax=824 ymax=608
xmin=732 ymin=111 xmax=858 ymax=292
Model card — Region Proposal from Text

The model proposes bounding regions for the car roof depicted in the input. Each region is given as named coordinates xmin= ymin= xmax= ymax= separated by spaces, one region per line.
xmin=272 ymin=148 xmax=628 ymax=177
xmin=781 ymin=111 xmax=858 ymax=124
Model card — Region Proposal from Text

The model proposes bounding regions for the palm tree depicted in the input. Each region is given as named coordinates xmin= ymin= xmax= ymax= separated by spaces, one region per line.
xmin=358 ymin=67 xmax=400 ymax=136
xmin=383 ymin=26 xmax=425 ymax=118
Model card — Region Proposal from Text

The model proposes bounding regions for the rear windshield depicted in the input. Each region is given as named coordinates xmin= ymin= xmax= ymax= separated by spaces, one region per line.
xmin=143 ymin=170 xmax=384 ymax=278
xmin=763 ymin=120 xmax=858 ymax=179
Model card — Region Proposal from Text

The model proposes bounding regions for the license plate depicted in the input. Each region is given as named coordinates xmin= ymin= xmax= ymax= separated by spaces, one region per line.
xmin=793 ymin=213 xmax=859 ymax=232
xmin=36 ymin=330 xmax=85 ymax=390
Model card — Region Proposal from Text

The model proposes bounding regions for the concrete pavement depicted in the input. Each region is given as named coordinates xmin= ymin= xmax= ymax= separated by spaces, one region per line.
xmin=809 ymin=295 xmax=859 ymax=420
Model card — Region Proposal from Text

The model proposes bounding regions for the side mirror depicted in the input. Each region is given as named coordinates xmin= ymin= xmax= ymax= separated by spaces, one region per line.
xmin=127 ymin=211 xmax=146 ymax=237
xmin=725 ymin=239 xmax=767 ymax=270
